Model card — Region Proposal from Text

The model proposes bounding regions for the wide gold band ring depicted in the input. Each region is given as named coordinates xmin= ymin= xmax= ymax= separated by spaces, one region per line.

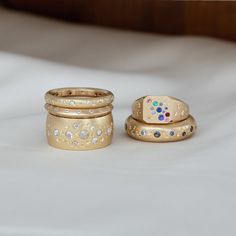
xmin=46 ymin=113 xmax=113 ymax=150
xmin=45 ymin=87 xmax=114 ymax=108
xmin=45 ymin=87 xmax=114 ymax=150
xmin=45 ymin=104 xmax=113 ymax=119
xmin=132 ymin=96 xmax=189 ymax=124
xmin=125 ymin=115 xmax=196 ymax=142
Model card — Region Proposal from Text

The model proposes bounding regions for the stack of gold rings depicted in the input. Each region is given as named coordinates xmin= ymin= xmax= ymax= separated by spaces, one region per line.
xmin=45 ymin=87 xmax=114 ymax=150
xmin=125 ymin=96 xmax=197 ymax=142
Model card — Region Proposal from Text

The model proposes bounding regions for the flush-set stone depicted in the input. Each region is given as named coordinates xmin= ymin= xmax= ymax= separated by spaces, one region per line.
xmin=140 ymin=129 xmax=147 ymax=136
xmin=107 ymin=127 xmax=112 ymax=135
xmin=97 ymin=129 xmax=102 ymax=136
xmin=73 ymin=122 xmax=80 ymax=129
xmin=65 ymin=131 xmax=73 ymax=139
xmin=79 ymin=130 xmax=89 ymax=139
xmin=92 ymin=137 xmax=98 ymax=144
xmin=53 ymin=129 xmax=59 ymax=136
xmin=154 ymin=131 xmax=161 ymax=138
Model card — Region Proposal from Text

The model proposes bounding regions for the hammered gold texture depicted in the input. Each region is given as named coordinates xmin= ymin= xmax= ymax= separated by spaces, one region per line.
xmin=46 ymin=113 xmax=113 ymax=150
xmin=132 ymin=96 xmax=189 ymax=124
xmin=125 ymin=115 xmax=196 ymax=142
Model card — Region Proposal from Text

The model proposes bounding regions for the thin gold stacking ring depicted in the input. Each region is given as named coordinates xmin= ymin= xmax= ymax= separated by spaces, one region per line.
xmin=45 ymin=104 xmax=113 ymax=119
xmin=45 ymin=87 xmax=114 ymax=108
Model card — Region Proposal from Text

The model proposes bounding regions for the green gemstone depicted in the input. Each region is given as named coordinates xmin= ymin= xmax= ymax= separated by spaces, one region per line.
xmin=153 ymin=101 xmax=158 ymax=106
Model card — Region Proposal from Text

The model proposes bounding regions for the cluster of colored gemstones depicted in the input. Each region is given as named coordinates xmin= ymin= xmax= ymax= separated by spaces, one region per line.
xmin=147 ymin=98 xmax=171 ymax=122
xmin=140 ymin=97 xmax=194 ymax=139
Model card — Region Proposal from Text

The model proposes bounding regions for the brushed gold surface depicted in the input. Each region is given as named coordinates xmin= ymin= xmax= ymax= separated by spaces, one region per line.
xmin=46 ymin=113 xmax=113 ymax=150
xmin=45 ymin=103 xmax=113 ymax=119
xmin=45 ymin=87 xmax=114 ymax=109
xmin=126 ymin=115 xmax=196 ymax=142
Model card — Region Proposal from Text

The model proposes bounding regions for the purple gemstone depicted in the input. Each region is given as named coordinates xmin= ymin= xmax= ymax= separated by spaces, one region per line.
xmin=158 ymin=114 xmax=164 ymax=121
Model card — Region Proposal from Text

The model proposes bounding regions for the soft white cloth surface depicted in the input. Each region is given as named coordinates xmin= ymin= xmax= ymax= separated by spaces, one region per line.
xmin=0 ymin=6 xmax=236 ymax=236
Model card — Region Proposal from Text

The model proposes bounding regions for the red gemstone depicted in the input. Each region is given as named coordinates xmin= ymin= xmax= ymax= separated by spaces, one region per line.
xmin=165 ymin=112 xmax=170 ymax=117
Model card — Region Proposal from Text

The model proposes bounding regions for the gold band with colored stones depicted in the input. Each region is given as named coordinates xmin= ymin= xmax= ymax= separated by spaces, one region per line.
xmin=45 ymin=104 xmax=113 ymax=119
xmin=45 ymin=87 xmax=114 ymax=109
xmin=132 ymin=96 xmax=189 ymax=124
xmin=46 ymin=113 xmax=113 ymax=150
xmin=125 ymin=115 xmax=196 ymax=142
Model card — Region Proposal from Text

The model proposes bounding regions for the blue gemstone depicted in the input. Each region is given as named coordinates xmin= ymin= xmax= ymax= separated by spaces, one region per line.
xmin=156 ymin=107 xmax=162 ymax=113
xmin=153 ymin=101 xmax=158 ymax=106
xmin=158 ymin=114 xmax=164 ymax=121
xmin=154 ymin=131 xmax=161 ymax=138
xmin=140 ymin=129 xmax=147 ymax=136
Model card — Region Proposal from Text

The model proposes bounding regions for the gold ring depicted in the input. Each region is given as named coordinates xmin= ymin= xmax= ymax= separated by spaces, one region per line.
xmin=45 ymin=87 xmax=114 ymax=150
xmin=132 ymin=96 xmax=189 ymax=124
xmin=45 ymin=104 xmax=113 ymax=119
xmin=46 ymin=113 xmax=113 ymax=150
xmin=125 ymin=115 xmax=196 ymax=142
xmin=45 ymin=87 xmax=114 ymax=108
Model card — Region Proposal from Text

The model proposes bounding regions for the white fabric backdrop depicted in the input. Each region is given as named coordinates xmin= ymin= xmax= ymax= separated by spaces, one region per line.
xmin=0 ymin=6 xmax=236 ymax=236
